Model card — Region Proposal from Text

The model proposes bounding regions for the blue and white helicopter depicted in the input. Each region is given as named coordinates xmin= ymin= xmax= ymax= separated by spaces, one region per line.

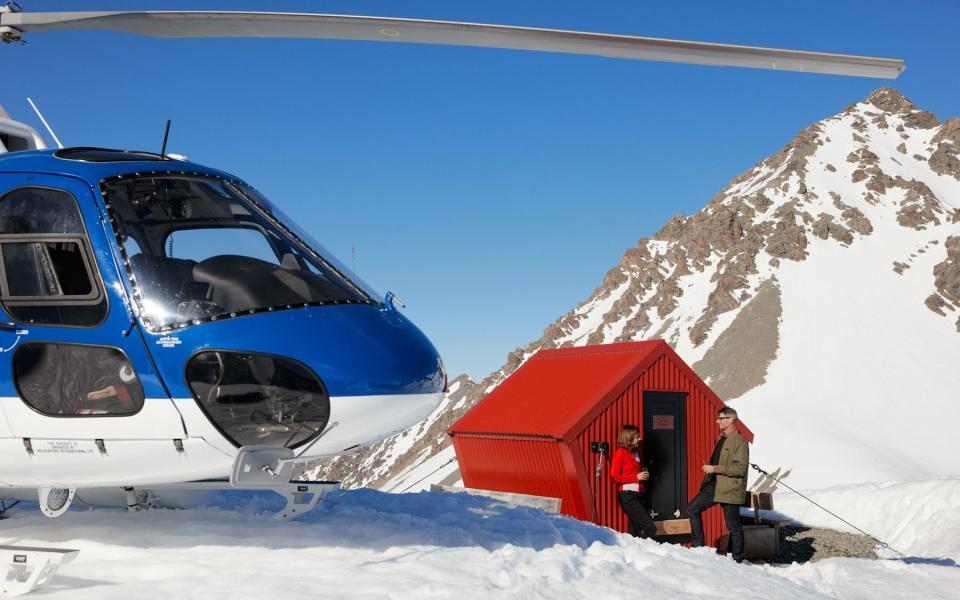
xmin=0 ymin=124 xmax=448 ymax=518
xmin=0 ymin=6 xmax=903 ymax=520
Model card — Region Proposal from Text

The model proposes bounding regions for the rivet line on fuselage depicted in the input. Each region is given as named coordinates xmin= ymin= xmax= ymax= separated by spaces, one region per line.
xmin=98 ymin=169 xmax=378 ymax=334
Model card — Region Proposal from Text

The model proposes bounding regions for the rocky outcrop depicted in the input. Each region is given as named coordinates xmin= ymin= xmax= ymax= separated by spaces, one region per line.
xmin=764 ymin=202 xmax=810 ymax=261
xmin=930 ymin=236 xmax=960 ymax=331
xmin=811 ymin=213 xmax=853 ymax=244
xmin=866 ymin=87 xmax=919 ymax=114
xmin=832 ymin=197 xmax=874 ymax=236
xmin=928 ymin=118 xmax=960 ymax=181
xmin=864 ymin=87 xmax=941 ymax=130
xmin=896 ymin=179 xmax=946 ymax=229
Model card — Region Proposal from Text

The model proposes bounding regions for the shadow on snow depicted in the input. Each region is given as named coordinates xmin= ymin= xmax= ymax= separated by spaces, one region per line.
xmin=1 ymin=488 xmax=621 ymax=553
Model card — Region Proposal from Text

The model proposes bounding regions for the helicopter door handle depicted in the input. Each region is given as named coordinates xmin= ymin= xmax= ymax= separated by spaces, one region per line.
xmin=0 ymin=322 xmax=17 ymax=332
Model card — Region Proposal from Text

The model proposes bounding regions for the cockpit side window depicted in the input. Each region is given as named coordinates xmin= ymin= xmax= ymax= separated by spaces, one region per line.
xmin=102 ymin=174 xmax=373 ymax=331
xmin=0 ymin=187 xmax=107 ymax=327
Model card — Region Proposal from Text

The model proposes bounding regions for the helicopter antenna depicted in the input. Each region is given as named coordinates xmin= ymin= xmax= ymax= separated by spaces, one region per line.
xmin=26 ymin=97 xmax=63 ymax=149
xmin=160 ymin=119 xmax=171 ymax=157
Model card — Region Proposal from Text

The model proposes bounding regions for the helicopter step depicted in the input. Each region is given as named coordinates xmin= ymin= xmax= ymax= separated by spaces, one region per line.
xmin=126 ymin=444 xmax=345 ymax=521
xmin=116 ymin=445 xmax=347 ymax=520
xmin=0 ymin=545 xmax=79 ymax=597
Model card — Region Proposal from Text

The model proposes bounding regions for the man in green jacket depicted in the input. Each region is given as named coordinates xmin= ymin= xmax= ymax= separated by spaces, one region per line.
xmin=687 ymin=406 xmax=749 ymax=563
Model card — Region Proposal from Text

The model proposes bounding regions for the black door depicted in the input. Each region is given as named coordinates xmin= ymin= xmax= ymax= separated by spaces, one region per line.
xmin=642 ymin=391 xmax=687 ymax=521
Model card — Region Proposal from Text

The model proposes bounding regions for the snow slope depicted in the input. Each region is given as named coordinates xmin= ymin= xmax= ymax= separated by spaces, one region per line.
xmin=3 ymin=484 xmax=959 ymax=600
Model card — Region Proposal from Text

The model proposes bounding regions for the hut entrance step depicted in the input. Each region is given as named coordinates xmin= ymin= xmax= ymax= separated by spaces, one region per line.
xmin=431 ymin=484 xmax=562 ymax=513
xmin=654 ymin=518 xmax=692 ymax=536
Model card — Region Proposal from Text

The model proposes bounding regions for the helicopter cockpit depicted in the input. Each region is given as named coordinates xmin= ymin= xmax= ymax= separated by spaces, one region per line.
xmin=102 ymin=173 xmax=376 ymax=331
xmin=0 ymin=147 xmax=445 ymax=495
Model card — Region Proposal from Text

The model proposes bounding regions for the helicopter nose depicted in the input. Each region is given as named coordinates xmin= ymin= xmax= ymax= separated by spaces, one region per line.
xmin=175 ymin=304 xmax=445 ymax=455
xmin=293 ymin=304 xmax=445 ymax=452
xmin=315 ymin=306 xmax=444 ymax=397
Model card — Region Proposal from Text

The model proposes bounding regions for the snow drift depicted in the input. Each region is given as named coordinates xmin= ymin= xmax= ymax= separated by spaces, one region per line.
xmin=3 ymin=485 xmax=958 ymax=599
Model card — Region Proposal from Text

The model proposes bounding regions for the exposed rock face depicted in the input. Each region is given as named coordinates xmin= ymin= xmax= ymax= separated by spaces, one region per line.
xmin=930 ymin=236 xmax=960 ymax=331
xmin=928 ymin=123 xmax=960 ymax=182
xmin=865 ymin=87 xmax=919 ymax=114
xmin=863 ymin=86 xmax=945 ymax=131
xmin=691 ymin=278 xmax=782 ymax=401
xmin=832 ymin=197 xmax=874 ymax=235
xmin=934 ymin=237 xmax=960 ymax=304
xmin=892 ymin=180 xmax=942 ymax=228
xmin=306 ymin=87 xmax=960 ymax=489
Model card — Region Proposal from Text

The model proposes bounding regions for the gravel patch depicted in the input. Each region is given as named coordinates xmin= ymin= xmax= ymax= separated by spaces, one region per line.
xmin=767 ymin=525 xmax=878 ymax=564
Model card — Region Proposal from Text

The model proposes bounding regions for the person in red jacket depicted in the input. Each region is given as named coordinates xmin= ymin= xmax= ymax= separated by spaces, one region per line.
xmin=610 ymin=424 xmax=658 ymax=539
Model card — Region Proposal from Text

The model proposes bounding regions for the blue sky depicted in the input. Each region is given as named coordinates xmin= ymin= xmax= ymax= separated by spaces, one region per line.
xmin=3 ymin=0 xmax=957 ymax=380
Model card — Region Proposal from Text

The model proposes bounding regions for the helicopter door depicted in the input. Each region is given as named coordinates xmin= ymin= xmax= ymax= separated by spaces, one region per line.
xmin=0 ymin=174 xmax=186 ymax=464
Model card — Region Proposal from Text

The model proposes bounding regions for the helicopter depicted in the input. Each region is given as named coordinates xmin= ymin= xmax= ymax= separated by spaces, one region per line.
xmin=0 ymin=6 xmax=904 ymax=520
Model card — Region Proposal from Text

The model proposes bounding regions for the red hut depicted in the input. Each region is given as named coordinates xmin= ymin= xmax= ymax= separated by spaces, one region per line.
xmin=447 ymin=341 xmax=753 ymax=547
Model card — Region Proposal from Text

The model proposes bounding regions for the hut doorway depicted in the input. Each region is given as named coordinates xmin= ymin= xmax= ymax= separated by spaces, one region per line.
xmin=643 ymin=391 xmax=688 ymax=520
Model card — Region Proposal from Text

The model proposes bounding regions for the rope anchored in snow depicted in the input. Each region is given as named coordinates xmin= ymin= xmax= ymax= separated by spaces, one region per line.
xmin=749 ymin=463 xmax=905 ymax=558
xmin=398 ymin=456 xmax=458 ymax=493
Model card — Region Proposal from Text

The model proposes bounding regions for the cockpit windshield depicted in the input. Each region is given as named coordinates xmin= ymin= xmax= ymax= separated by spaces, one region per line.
xmin=102 ymin=174 xmax=375 ymax=330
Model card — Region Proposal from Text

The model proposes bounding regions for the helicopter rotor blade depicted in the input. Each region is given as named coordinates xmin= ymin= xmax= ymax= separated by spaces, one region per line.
xmin=0 ymin=10 xmax=904 ymax=79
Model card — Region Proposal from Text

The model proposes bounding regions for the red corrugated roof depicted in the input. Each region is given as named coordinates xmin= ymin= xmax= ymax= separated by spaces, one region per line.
xmin=449 ymin=340 xmax=753 ymax=443
xmin=449 ymin=341 xmax=663 ymax=440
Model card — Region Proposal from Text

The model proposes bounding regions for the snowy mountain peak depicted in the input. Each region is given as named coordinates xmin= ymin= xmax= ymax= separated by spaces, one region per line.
xmin=308 ymin=88 xmax=960 ymax=491
xmin=863 ymin=86 xmax=935 ymax=121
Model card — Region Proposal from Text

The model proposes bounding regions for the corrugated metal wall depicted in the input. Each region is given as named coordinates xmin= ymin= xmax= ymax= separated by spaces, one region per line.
xmin=452 ymin=435 xmax=589 ymax=519
xmin=575 ymin=354 xmax=727 ymax=547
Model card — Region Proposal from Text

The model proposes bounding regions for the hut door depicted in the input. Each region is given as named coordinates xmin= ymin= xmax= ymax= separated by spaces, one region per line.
xmin=642 ymin=391 xmax=687 ymax=520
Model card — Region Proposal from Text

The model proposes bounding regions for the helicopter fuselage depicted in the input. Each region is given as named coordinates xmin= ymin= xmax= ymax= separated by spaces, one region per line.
xmin=0 ymin=149 xmax=444 ymax=490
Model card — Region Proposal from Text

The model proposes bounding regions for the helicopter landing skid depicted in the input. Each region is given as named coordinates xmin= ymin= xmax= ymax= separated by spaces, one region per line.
xmin=0 ymin=545 xmax=79 ymax=597
xmin=124 ymin=479 xmax=341 ymax=522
